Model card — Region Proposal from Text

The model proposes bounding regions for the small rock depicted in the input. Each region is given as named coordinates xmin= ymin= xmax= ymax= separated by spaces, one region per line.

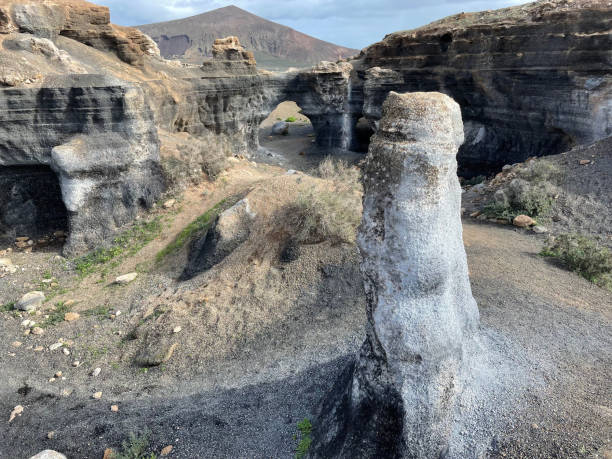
xmin=63 ymin=300 xmax=76 ymax=307
xmin=532 ymin=226 xmax=548 ymax=234
xmin=48 ymin=378 xmax=56 ymax=383
xmin=110 ymin=405 xmax=119 ymax=412
xmin=62 ymin=348 xmax=70 ymax=356
xmin=91 ymin=368 xmax=101 ymax=377
xmin=163 ymin=199 xmax=176 ymax=209
xmin=173 ymin=326 xmax=182 ymax=334
xmin=531 ymin=423 xmax=539 ymax=429
xmin=72 ymin=361 xmax=80 ymax=367
xmin=21 ymin=319 xmax=35 ymax=328
xmin=12 ymin=341 xmax=22 ymax=347
xmin=31 ymin=327 xmax=44 ymax=335
xmin=54 ymin=371 xmax=62 ymax=378
xmin=469 ymin=210 xmax=481 ymax=218
xmin=271 ymin=121 xmax=289 ymax=135
xmin=9 ymin=405 xmax=23 ymax=422
xmin=29 ymin=451 xmax=67 ymax=459
xmin=115 ymin=273 xmax=137 ymax=285
xmin=513 ymin=215 xmax=535 ymax=228
xmin=579 ymin=159 xmax=591 ymax=165
xmin=49 ymin=343 xmax=63 ymax=351
xmin=47 ymin=431 xmax=55 ymax=439
xmin=103 ymin=449 xmax=114 ymax=459
xmin=161 ymin=445 xmax=173 ymax=456
xmin=16 ymin=291 xmax=45 ymax=312
xmin=33 ymin=346 xmax=44 ymax=352
xmin=15 ymin=236 xmax=29 ymax=242
xmin=92 ymin=392 xmax=102 ymax=400
xmin=64 ymin=312 xmax=80 ymax=322
xmin=0 ymin=258 xmax=12 ymax=267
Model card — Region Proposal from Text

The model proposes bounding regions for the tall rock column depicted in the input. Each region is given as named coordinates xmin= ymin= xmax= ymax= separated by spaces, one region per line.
xmin=312 ymin=91 xmax=480 ymax=458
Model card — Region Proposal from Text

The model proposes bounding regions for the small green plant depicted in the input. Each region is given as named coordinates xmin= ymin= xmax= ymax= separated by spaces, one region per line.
xmin=285 ymin=116 xmax=297 ymax=123
xmin=541 ymin=233 xmax=611 ymax=290
xmin=518 ymin=160 xmax=562 ymax=183
xmin=155 ymin=197 xmax=240 ymax=262
xmin=295 ymin=418 xmax=313 ymax=459
xmin=0 ymin=301 xmax=15 ymax=312
xmin=41 ymin=302 xmax=72 ymax=328
xmin=43 ymin=270 xmax=53 ymax=280
xmin=74 ymin=217 xmax=163 ymax=277
xmin=111 ymin=431 xmax=157 ymax=459
xmin=82 ymin=305 xmax=113 ymax=320
xmin=484 ymin=186 xmax=553 ymax=221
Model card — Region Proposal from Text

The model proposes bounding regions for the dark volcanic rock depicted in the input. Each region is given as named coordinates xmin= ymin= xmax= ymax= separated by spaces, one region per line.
xmin=354 ymin=0 xmax=612 ymax=175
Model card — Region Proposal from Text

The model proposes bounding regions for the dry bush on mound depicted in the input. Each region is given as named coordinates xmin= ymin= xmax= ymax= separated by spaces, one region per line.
xmin=285 ymin=158 xmax=362 ymax=245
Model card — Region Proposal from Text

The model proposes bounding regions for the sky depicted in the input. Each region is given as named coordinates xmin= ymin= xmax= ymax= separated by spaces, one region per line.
xmin=98 ymin=0 xmax=527 ymax=50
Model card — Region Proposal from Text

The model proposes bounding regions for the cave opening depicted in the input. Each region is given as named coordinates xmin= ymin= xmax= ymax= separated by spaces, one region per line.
xmin=354 ymin=116 xmax=375 ymax=153
xmin=0 ymin=165 xmax=68 ymax=245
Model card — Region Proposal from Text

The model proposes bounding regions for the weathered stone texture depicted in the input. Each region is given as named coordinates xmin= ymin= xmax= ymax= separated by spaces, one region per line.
xmin=311 ymin=92 xmax=479 ymax=457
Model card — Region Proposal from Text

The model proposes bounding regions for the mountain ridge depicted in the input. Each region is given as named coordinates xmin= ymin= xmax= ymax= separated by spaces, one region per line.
xmin=136 ymin=5 xmax=359 ymax=70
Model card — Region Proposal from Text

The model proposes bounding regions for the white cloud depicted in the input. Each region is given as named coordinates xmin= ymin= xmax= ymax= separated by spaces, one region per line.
xmin=98 ymin=0 xmax=529 ymax=49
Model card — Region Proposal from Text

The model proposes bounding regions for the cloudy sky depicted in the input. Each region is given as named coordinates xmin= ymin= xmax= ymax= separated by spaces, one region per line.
xmin=99 ymin=0 xmax=527 ymax=50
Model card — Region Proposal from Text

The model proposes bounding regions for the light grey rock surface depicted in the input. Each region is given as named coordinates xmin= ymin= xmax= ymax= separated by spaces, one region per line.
xmin=16 ymin=291 xmax=45 ymax=312
xmin=29 ymin=450 xmax=67 ymax=459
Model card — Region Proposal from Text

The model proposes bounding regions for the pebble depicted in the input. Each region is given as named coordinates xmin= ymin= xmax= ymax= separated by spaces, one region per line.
xmin=47 ymin=431 xmax=55 ymax=440
xmin=513 ymin=214 xmax=535 ymax=228
xmin=49 ymin=343 xmax=63 ymax=351
xmin=8 ymin=405 xmax=23 ymax=422
xmin=23 ymin=329 xmax=31 ymax=336
xmin=48 ymin=378 xmax=56 ymax=383
xmin=21 ymin=319 xmax=35 ymax=328
xmin=532 ymin=226 xmax=548 ymax=234
xmin=33 ymin=346 xmax=44 ymax=352
xmin=92 ymin=391 xmax=102 ymax=400
xmin=62 ymin=348 xmax=70 ymax=356
xmin=16 ymin=291 xmax=45 ymax=312
xmin=115 ymin=272 xmax=137 ymax=285
xmin=12 ymin=341 xmax=22 ymax=347
xmin=173 ymin=326 xmax=182 ymax=334
xmin=163 ymin=199 xmax=176 ymax=209
xmin=31 ymin=327 xmax=44 ymax=335
xmin=72 ymin=361 xmax=80 ymax=367
xmin=161 ymin=445 xmax=173 ymax=456
xmin=64 ymin=312 xmax=80 ymax=322
xmin=54 ymin=371 xmax=62 ymax=378
xmin=91 ymin=368 xmax=101 ymax=377
xmin=579 ymin=159 xmax=591 ymax=165
xmin=110 ymin=405 xmax=119 ymax=412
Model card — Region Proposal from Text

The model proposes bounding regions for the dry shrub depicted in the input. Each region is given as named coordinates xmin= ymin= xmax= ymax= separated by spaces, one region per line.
xmin=285 ymin=158 xmax=362 ymax=245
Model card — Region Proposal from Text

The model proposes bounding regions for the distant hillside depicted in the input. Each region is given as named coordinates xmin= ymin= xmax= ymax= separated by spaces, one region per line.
xmin=136 ymin=5 xmax=359 ymax=70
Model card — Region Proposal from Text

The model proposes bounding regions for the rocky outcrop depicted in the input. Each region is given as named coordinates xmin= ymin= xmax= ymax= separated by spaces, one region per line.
xmin=311 ymin=92 xmax=480 ymax=457
xmin=353 ymin=0 xmax=612 ymax=175
xmin=200 ymin=36 xmax=257 ymax=76
xmin=0 ymin=76 xmax=163 ymax=254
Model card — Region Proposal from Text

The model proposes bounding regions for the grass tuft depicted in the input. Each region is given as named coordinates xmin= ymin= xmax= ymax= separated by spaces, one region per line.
xmin=111 ymin=431 xmax=157 ymax=459
xmin=295 ymin=418 xmax=313 ymax=459
xmin=1 ymin=301 xmax=15 ymax=312
xmin=155 ymin=197 xmax=240 ymax=263
xmin=41 ymin=302 xmax=72 ymax=328
xmin=74 ymin=217 xmax=163 ymax=277
xmin=285 ymin=116 xmax=297 ymax=123
xmin=541 ymin=233 xmax=611 ymax=290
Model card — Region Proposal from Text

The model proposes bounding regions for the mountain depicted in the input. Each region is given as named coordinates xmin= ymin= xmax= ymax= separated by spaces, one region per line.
xmin=136 ymin=5 xmax=359 ymax=70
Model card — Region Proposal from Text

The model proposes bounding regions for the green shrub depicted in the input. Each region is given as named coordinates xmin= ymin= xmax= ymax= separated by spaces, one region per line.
xmin=484 ymin=185 xmax=553 ymax=220
xmin=41 ymin=302 xmax=72 ymax=328
xmin=111 ymin=431 xmax=157 ymax=459
xmin=0 ymin=301 xmax=15 ymax=312
xmin=285 ymin=116 xmax=297 ymax=123
xmin=295 ymin=419 xmax=313 ymax=459
xmin=541 ymin=233 xmax=611 ymax=289
xmin=518 ymin=160 xmax=562 ymax=183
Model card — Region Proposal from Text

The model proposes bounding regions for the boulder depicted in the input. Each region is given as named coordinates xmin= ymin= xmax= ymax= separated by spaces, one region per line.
xmin=115 ymin=272 xmax=138 ymax=285
xmin=16 ymin=291 xmax=45 ymax=312
xmin=271 ymin=121 xmax=288 ymax=135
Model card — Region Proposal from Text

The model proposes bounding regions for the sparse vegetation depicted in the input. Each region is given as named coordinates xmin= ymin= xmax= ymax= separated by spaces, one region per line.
xmin=111 ymin=431 xmax=157 ymax=459
xmin=155 ymin=196 xmax=240 ymax=263
xmin=463 ymin=175 xmax=486 ymax=186
xmin=74 ymin=217 xmax=163 ymax=277
xmin=541 ymin=233 xmax=612 ymax=290
xmin=295 ymin=418 xmax=313 ymax=459
xmin=286 ymin=159 xmax=362 ymax=245
xmin=483 ymin=186 xmax=554 ymax=220
xmin=82 ymin=305 xmax=113 ymax=320
xmin=518 ymin=160 xmax=562 ymax=183
xmin=41 ymin=302 xmax=72 ymax=328
xmin=285 ymin=116 xmax=297 ymax=123
xmin=0 ymin=301 xmax=15 ymax=312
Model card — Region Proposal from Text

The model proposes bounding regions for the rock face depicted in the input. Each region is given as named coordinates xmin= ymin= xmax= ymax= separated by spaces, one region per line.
xmin=0 ymin=76 xmax=163 ymax=254
xmin=353 ymin=0 xmax=612 ymax=175
xmin=200 ymin=36 xmax=257 ymax=76
xmin=311 ymin=92 xmax=480 ymax=457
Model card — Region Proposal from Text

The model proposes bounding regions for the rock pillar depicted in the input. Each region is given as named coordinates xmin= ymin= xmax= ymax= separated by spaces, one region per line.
xmin=312 ymin=91 xmax=479 ymax=458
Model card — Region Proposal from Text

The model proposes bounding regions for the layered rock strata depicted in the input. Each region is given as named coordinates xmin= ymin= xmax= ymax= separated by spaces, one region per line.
xmin=353 ymin=0 xmax=612 ymax=174
xmin=311 ymin=92 xmax=480 ymax=457
xmin=0 ymin=76 xmax=163 ymax=254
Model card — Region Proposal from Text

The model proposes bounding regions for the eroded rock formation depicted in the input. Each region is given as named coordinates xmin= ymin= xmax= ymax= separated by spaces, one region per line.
xmin=311 ymin=92 xmax=480 ymax=457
